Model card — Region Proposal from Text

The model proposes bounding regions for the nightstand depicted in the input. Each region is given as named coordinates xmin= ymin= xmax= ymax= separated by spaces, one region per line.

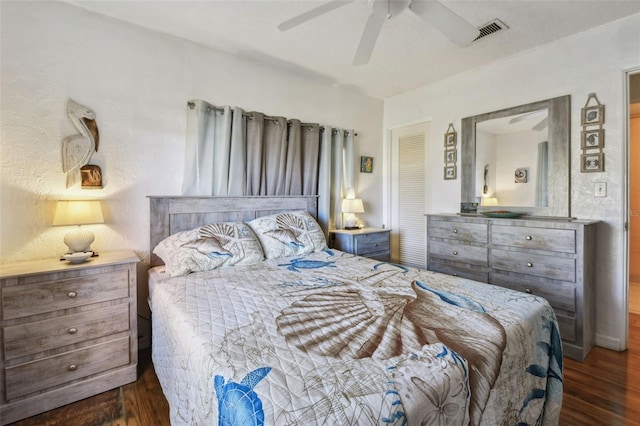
xmin=0 ymin=250 xmax=139 ymax=425
xmin=329 ymin=228 xmax=391 ymax=261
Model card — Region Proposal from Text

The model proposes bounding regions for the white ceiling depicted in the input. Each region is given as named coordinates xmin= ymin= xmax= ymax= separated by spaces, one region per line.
xmin=65 ymin=0 xmax=640 ymax=99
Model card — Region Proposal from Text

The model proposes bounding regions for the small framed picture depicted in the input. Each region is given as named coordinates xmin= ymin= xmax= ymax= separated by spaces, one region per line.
xmin=444 ymin=148 xmax=457 ymax=164
xmin=360 ymin=156 xmax=373 ymax=173
xmin=514 ymin=168 xmax=528 ymax=183
xmin=444 ymin=131 xmax=457 ymax=147
xmin=580 ymin=152 xmax=604 ymax=173
xmin=81 ymin=164 xmax=103 ymax=188
xmin=581 ymin=128 xmax=604 ymax=149
xmin=444 ymin=165 xmax=457 ymax=180
xmin=581 ymin=104 xmax=605 ymax=126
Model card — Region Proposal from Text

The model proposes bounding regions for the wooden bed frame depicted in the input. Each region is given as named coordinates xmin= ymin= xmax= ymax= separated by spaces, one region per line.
xmin=148 ymin=196 xmax=318 ymax=267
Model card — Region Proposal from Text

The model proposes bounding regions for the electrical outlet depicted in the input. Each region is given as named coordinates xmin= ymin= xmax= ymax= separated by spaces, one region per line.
xmin=595 ymin=182 xmax=607 ymax=197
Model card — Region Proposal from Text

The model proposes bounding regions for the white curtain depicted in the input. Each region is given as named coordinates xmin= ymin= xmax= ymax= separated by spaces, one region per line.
xmin=182 ymin=101 xmax=246 ymax=196
xmin=536 ymin=141 xmax=549 ymax=207
xmin=182 ymin=100 xmax=355 ymax=235
xmin=318 ymin=127 xmax=355 ymax=233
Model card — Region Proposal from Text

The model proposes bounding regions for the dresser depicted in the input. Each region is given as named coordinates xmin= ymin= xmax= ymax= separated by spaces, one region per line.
xmin=426 ymin=214 xmax=597 ymax=361
xmin=329 ymin=228 xmax=391 ymax=261
xmin=0 ymin=251 xmax=139 ymax=424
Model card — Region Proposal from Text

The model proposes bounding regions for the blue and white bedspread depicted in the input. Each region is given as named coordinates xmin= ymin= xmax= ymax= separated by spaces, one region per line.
xmin=151 ymin=249 xmax=562 ymax=425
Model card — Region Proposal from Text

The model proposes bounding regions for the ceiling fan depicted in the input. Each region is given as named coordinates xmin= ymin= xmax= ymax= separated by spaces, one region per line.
xmin=278 ymin=0 xmax=480 ymax=66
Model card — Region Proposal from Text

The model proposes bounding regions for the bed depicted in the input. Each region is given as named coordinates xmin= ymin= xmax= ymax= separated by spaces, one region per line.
xmin=148 ymin=196 xmax=563 ymax=425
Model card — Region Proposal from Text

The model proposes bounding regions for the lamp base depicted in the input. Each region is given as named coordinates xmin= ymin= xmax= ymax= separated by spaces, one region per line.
xmin=344 ymin=226 xmax=360 ymax=230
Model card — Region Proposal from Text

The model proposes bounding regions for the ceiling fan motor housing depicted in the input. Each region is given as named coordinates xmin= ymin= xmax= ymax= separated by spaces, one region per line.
xmin=368 ymin=0 xmax=411 ymax=19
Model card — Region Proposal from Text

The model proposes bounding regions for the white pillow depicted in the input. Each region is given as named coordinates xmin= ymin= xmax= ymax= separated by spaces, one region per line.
xmin=153 ymin=222 xmax=264 ymax=277
xmin=247 ymin=210 xmax=327 ymax=259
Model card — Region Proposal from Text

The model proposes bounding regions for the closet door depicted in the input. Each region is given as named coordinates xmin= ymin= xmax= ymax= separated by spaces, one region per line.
xmin=390 ymin=122 xmax=430 ymax=267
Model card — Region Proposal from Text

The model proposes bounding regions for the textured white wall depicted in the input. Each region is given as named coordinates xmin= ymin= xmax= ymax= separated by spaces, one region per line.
xmin=384 ymin=13 xmax=640 ymax=350
xmin=0 ymin=1 xmax=384 ymax=268
xmin=0 ymin=2 xmax=383 ymax=323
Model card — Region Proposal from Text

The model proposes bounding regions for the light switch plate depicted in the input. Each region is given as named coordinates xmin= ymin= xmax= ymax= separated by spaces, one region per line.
xmin=595 ymin=182 xmax=607 ymax=197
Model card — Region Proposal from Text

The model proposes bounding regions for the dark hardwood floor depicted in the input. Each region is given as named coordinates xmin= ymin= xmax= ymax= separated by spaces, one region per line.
xmin=8 ymin=314 xmax=640 ymax=425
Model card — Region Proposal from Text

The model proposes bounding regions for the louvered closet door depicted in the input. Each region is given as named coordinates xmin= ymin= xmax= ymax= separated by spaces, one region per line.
xmin=390 ymin=122 xmax=429 ymax=267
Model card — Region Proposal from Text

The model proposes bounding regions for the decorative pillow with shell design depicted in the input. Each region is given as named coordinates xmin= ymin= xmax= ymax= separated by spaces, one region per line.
xmin=153 ymin=222 xmax=264 ymax=277
xmin=247 ymin=210 xmax=327 ymax=259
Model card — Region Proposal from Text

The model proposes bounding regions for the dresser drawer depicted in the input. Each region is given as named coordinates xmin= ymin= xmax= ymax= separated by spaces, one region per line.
xmin=353 ymin=232 xmax=389 ymax=256
xmin=2 ymin=269 xmax=130 ymax=320
xmin=4 ymin=337 xmax=130 ymax=400
xmin=4 ymin=303 xmax=130 ymax=361
xmin=429 ymin=240 xmax=488 ymax=266
xmin=491 ymin=270 xmax=576 ymax=313
xmin=492 ymin=225 xmax=576 ymax=253
xmin=428 ymin=260 xmax=489 ymax=283
xmin=428 ymin=219 xmax=488 ymax=244
xmin=492 ymin=249 xmax=576 ymax=282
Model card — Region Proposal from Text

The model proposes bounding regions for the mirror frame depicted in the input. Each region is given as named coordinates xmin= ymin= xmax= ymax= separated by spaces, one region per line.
xmin=461 ymin=95 xmax=571 ymax=217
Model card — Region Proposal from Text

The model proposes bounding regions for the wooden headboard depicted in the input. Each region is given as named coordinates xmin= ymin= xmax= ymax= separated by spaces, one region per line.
xmin=148 ymin=196 xmax=319 ymax=267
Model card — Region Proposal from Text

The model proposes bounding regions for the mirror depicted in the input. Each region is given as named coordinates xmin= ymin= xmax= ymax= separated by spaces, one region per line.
xmin=461 ymin=95 xmax=571 ymax=217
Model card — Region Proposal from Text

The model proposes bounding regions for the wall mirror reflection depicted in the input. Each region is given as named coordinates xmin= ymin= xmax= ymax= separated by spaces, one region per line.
xmin=461 ymin=95 xmax=571 ymax=217
xmin=475 ymin=108 xmax=549 ymax=207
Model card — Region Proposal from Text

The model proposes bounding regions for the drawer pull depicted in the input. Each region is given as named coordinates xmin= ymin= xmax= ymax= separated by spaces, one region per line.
xmin=452 ymin=273 xmax=459 ymax=277
xmin=67 ymin=291 xmax=77 ymax=298
xmin=525 ymin=288 xmax=532 ymax=294
xmin=526 ymin=262 xmax=533 ymax=267
xmin=68 ymin=364 xmax=78 ymax=371
xmin=525 ymin=235 xmax=533 ymax=241
xmin=68 ymin=327 xmax=78 ymax=334
xmin=453 ymin=251 xmax=458 ymax=255
xmin=453 ymin=229 xmax=458 ymax=233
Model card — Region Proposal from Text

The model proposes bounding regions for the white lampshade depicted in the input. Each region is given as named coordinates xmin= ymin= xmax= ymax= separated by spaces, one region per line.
xmin=341 ymin=198 xmax=364 ymax=230
xmin=341 ymin=198 xmax=364 ymax=214
xmin=53 ymin=200 xmax=104 ymax=253
xmin=481 ymin=197 xmax=499 ymax=207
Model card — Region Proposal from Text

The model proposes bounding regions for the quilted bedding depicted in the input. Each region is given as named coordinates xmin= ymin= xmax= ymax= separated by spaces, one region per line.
xmin=151 ymin=249 xmax=562 ymax=425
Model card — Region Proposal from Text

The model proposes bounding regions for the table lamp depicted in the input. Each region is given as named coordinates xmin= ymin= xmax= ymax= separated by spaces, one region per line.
xmin=341 ymin=198 xmax=364 ymax=230
xmin=53 ymin=200 xmax=104 ymax=253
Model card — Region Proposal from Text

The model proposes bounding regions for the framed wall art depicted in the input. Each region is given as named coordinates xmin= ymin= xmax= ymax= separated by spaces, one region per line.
xmin=444 ymin=149 xmax=457 ymax=163
xmin=580 ymin=152 xmax=604 ymax=173
xmin=360 ymin=156 xmax=373 ymax=173
xmin=581 ymin=128 xmax=604 ymax=149
xmin=444 ymin=123 xmax=457 ymax=147
xmin=444 ymin=165 xmax=457 ymax=180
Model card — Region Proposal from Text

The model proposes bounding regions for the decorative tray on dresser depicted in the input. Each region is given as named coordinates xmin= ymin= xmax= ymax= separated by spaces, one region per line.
xmin=426 ymin=214 xmax=598 ymax=361
xmin=0 ymin=250 xmax=139 ymax=424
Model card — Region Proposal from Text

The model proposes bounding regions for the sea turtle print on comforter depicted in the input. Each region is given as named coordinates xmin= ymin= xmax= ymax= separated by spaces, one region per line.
xmin=151 ymin=249 xmax=562 ymax=425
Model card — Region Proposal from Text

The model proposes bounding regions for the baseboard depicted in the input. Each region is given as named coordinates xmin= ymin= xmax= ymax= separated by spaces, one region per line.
xmin=595 ymin=332 xmax=622 ymax=351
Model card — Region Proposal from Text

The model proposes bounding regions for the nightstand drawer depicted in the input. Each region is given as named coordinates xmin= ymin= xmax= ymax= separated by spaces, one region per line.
xmin=353 ymin=232 xmax=389 ymax=255
xmin=5 ymin=337 xmax=130 ymax=400
xmin=4 ymin=303 xmax=130 ymax=361
xmin=2 ymin=269 xmax=129 ymax=320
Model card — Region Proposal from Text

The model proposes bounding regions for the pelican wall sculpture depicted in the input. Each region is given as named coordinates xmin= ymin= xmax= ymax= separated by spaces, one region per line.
xmin=61 ymin=99 xmax=99 ymax=188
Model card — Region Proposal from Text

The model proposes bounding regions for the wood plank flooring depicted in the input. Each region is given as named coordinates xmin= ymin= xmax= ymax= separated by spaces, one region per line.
xmin=7 ymin=315 xmax=640 ymax=425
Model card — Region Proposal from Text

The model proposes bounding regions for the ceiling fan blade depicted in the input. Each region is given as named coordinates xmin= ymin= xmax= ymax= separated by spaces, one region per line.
xmin=532 ymin=117 xmax=549 ymax=131
xmin=278 ymin=0 xmax=355 ymax=31
xmin=408 ymin=0 xmax=479 ymax=46
xmin=509 ymin=110 xmax=547 ymax=124
xmin=353 ymin=13 xmax=386 ymax=66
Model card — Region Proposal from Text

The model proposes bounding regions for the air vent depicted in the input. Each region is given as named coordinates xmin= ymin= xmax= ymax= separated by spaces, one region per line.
xmin=474 ymin=19 xmax=508 ymax=41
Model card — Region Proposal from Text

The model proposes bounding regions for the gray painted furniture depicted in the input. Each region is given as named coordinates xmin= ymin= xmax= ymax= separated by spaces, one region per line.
xmin=0 ymin=250 xmax=139 ymax=424
xmin=426 ymin=214 xmax=598 ymax=361
xmin=329 ymin=228 xmax=391 ymax=261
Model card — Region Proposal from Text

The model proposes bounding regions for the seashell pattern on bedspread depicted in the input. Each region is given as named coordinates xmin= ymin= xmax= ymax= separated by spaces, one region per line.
xmin=151 ymin=250 xmax=563 ymax=426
